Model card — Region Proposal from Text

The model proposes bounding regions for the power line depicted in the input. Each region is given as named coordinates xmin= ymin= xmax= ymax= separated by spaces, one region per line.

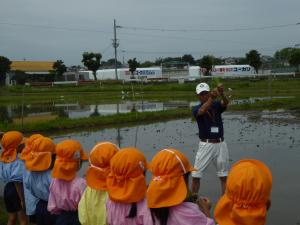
xmin=0 ymin=21 xmax=297 ymax=57
xmin=121 ymin=22 xmax=300 ymax=32
xmin=118 ymin=31 xmax=284 ymax=47
xmin=101 ymin=43 xmax=112 ymax=54
xmin=0 ymin=21 xmax=293 ymax=47
xmin=1 ymin=21 xmax=299 ymax=34
xmin=0 ymin=22 xmax=112 ymax=34
xmin=122 ymin=45 xmax=288 ymax=55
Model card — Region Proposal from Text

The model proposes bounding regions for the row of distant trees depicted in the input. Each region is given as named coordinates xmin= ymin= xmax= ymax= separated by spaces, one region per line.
xmin=0 ymin=52 xmax=140 ymax=83
xmin=1 ymin=48 xmax=300 ymax=85
xmin=63 ymin=48 xmax=300 ymax=77
xmin=199 ymin=50 xmax=262 ymax=75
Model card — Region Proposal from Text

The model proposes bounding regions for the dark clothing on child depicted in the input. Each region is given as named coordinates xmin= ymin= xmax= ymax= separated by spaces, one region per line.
xmin=55 ymin=211 xmax=81 ymax=225
xmin=29 ymin=215 xmax=37 ymax=223
xmin=3 ymin=182 xmax=22 ymax=213
xmin=35 ymin=200 xmax=57 ymax=225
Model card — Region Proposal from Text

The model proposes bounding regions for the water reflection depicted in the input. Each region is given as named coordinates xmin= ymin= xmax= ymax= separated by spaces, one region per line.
xmin=3 ymin=100 xmax=194 ymax=123
xmin=1 ymin=96 xmax=297 ymax=124
xmin=231 ymin=96 xmax=294 ymax=105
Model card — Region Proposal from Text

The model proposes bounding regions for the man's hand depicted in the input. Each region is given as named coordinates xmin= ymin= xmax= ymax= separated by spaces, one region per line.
xmin=210 ymin=88 xmax=219 ymax=99
xmin=216 ymin=83 xmax=229 ymax=106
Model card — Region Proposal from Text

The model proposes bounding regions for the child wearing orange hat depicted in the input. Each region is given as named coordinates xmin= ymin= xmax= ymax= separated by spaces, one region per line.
xmin=20 ymin=134 xmax=44 ymax=225
xmin=78 ymin=142 xmax=119 ymax=225
xmin=25 ymin=136 xmax=57 ymax=225
xmin=146 ymin=148 xmax=215 ymax=225
xmin=47 ymin=139 xmax=88 ymax=225
xmin=214 ymin=159 xmax=272 ymax=225
xmin=106 ymin=147 xmax=151 ymax=225
xmin=20 ymin=134 xmax=43 ymax=161
xmin=0 ymin=131 xmax=28 ymax=225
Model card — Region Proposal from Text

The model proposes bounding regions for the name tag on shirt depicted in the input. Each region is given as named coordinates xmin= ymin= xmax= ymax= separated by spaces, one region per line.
xmin=211 ymin=127 xmax=219 ymax=133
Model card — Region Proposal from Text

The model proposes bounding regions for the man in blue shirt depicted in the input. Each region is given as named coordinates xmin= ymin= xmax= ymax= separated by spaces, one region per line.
xmin=191 ymin=82 xmax=230 ymax=195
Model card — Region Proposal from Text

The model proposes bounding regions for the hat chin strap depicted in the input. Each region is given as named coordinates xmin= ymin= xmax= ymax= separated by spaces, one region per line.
xmin=162 ymin=149 xmax=187 ymax=174
xmin=89 ymin=142 xmax=119 ymax=171
xmin=89 ymin=163 xmax=109 ymax=172
xmin=139 ymin=161 xmax=145 ymax=171
xmin=153 ymin=176 xmax=162 ymax=181
xmin=89 ymin=142 xmax=119 ymax=156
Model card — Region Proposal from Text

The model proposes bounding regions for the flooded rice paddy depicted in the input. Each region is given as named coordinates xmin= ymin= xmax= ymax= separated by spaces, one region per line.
xmin=50 ymin=111 xmax=299 ymax=225
xmin=0 ymin=100 xmax=192 ymax=123
xmin=0 ymin=108 xmax=299 ymax=224
xmin=0 ymin=95 xmax=295 ymax=123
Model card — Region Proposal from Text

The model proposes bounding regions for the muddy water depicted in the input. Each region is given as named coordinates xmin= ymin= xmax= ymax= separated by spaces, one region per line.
xmin=1 ymin=111 xmax=299 ymax=224
xmin=50 ymin=111 xmax=300 ymax=225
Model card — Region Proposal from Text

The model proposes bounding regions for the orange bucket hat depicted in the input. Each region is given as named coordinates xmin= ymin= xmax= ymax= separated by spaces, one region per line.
xmin=25 ymin=137 xmax=56 ymax=171
xmin=214 ymin=159 xmax=272 ymax=225
xmin=20 ymin=134 xmax=43 ymax=161
xmin=147 ymin=148 xmax=196 ymax=208
xmin=52 ymin=140 xmax=88 ymax=181
xmin=0 ymin=131 xmax=23 ymax=163
xmin=106 ymin=147 xmax=147 ymax=203
xmin=86 ymin=142 xmax=119 ymax=190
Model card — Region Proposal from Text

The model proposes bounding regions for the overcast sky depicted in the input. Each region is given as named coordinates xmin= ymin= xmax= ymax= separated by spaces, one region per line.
xmin=1 ymin=0 xmax=300 ymax=65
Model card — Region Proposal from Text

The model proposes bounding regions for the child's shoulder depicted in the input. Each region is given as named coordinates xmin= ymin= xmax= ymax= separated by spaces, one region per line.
xmin=52 ymin=177 xmax=86 ymax=191
xmin=0 ymin=158 xmax=24 ymax=172
xmin=30 ymin=169 xmax=52 ymax=179
xmin=171 ymin=201 xmax=199 ymax=211
xmin=28 ymin=170 xmax=52 ymax=186
xmin=169 ymin=202 xmax=214 ymax=225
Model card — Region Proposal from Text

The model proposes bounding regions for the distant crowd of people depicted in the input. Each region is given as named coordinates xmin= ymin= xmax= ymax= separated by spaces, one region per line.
xmin=0 ymin=83 xmax=272 ymax=225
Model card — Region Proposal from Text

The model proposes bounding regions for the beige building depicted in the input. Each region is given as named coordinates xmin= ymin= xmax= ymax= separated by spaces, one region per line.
xmin=10 ymin=61 xmax=54 ymax=72
xmin=6 ymin=61 xmax=54 ymax=85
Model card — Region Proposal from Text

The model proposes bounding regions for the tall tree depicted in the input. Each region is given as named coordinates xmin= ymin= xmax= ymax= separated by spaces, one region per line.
xmin=246 ymin=50 xmax=262 ymax=73
xmin=199 ymin=55 xmax=214 ymax=76
xmin=0 ymin=56 xmax=12 ymax=85
xmin=182 ymin=54 xmax=195 ymax=65
xmin=154 ymin=57 xmax=163 ymax=65
xmin=213 ymin=57 xmax=224 ymax=65
xmin=274 ymin=47 xmax=295 ymax=62
xmin=236 ymin=57 xmax=248 ymax=65
xmin=289 ymin=50 xmax=300 ymax=69
xmin=102 ymin=58 xmax=122 ymax=68
xmin=128 ymin=58 xmax=139 ymax=78
xmin=82 ymin=52 xmax=102 ymax=80
xmin=140 ymin=61 xmax=155 ymax=67
xmin=53 ymin=60 xmax=67 ymax=81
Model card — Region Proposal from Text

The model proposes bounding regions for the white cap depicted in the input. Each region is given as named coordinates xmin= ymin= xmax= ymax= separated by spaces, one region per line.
xmin=196 ymin=83 xmax=210 ymax=95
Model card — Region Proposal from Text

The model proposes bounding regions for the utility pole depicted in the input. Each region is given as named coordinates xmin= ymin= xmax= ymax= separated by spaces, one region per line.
xmin=113 ymin=19 xmax=121 ymax=80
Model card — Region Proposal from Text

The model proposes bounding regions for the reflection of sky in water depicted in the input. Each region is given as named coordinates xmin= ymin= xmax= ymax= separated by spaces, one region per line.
xmin=3 ymin=96 xmax=296 ymax=121
xmin=231 ymin=96 xmax=295 ymax=105
xmin=0 ymin=111 xmax=299 ymax=224
xmin=4 ymin=100 xmax=196 ymax=120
